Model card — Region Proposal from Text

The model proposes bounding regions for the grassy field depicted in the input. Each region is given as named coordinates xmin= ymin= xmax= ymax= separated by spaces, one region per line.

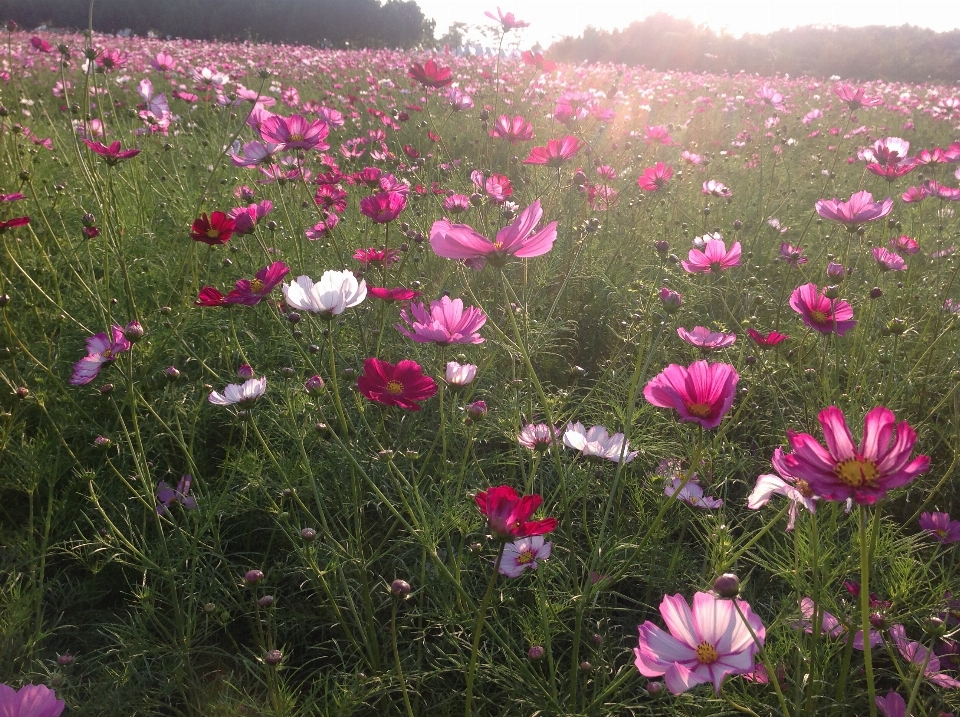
xmin=1 ymin=23 xmax=960 ymax=717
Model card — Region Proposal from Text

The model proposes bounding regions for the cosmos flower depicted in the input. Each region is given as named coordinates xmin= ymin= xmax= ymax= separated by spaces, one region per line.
xmin=779 ymin=243 xmax=807 ymax=266
xmin=677 ymin=326 xmax=736 ymax=350
xmin=359 ymin=191 xmax=406 ymax=223
xmin=357 ymin=357 xmax=437 ymax=411
xmin=789 ymin=284 xmax=856 ymax=336
xmin=634 ymin=591 xmax=766 ymax=694
xmin=664 ymin=475 xmax=723 ymax=509
xmin=485 ymin=7 xmax=530 ymax=30
xmin=702 ymin=180 xmax=731 ymax=197
xmin=489 ymin=115 xmax=534 ymax=143
xmin=834 ymin=83 xmax=884 ymax=111
xmin=220 ymin=261 xmax=290 ymax=306
xmin=681 ymin=238 xmax=742 ymax=274
xmin=0 ymin=683 xmax=64 ymax=717
xmin=82 ymin=139 xmax=140 ymax=165
xmin=815 ymin=191 xmax=893 ymax=228
xmin=522 ymin=136 xmax=584 ymax=166
xmin=499 ymin=536 xmax=551 ymax=577
xmin=637 ymin=162 xmax=674 ymax=192
xmin=919 ymin=512 xmax=960 ymax=544
xmin=368 ymin=286 xmax=422 ymax=302
xmin=70 ymin=325 xmax=132 ymax=386
xmin=747 ymin=329 xmax=789 ymax=349
xmin=430 ymin=200 xmax=557 ymax=266
xmin=258 ymin=114 xmax=329 ymax=152
xmin=747 ymin=474 xmax=817 ymax=531
xmin=518 ymin=423 xmax=560 ymax=451
xmin=396 ymin=296 xmax=486 ymax=345
xmin=282 ymin=270 xmax=366 ymax=317
xmin=643 ymin=361 xmax=739 ymax=429
xmin=771 ymin=406 xmax=930 ymax=505
xmin=562 ymin=422 xmax=637 ymax=463
xmin=191 ymin=211 xmax=235 ymax=245
xmin=408 ymin=59 xmax=453 ymax=88
xmin=873 ymin=247 xmax=907 ymax=271
xmin=474 ymin=485 xmax=557 ymax=541
xmin=446 ymin=361 xmax=477 ymax=386
xmin=156 ymin=475 xmax=198 ymax=515
xmin=208 ymin=377 xmax=267 ymax=406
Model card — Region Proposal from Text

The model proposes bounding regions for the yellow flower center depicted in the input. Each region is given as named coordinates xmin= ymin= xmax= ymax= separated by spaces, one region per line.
xmin=250 ymin=279 xmax=265 ymax=293
xmin=795 ymin=479 xmax=814 ymax=498
xmin=386 ymin=380 xmax=404 ymax=395
xmin=102 ymin=348 xmax=113 ymax=359
xmin=696 ymin=641 xmax=719 ymax=664
xmin=206 ymin=227 xmax=220 ymax=239
xmin=516 ymin=550 xmax=534 ymax=565
xmin=834 ymin=457 xmax=879 ymax=488
xmin=810 ymin=309 xmax=829 ymax=324
xmin=493 ymin=240 xmax=503 ymax=250
xmin=289 ymin=133 xmax=305 ymax=142
xmin=685 ymin=402 xmax=713 ymax=418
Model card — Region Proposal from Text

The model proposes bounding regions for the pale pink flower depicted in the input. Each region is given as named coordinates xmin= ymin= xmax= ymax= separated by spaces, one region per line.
xmin=446 ymin=361 xmax=477 ymax=386
xmin=747 ymin=474 xmax=817 ymax=531
xmin=430 ymin=200 xmax=557 ymax=266
xmin=815 ymin=190 xmax=893 ymax=227
xmin=664 ymin=476 xmax=723 ymax=508
xmin=873 ymin=247 xmax=907 ymax=271
xmin=0 ymin=683 xmax=64 ymax=717
xmin=499 ymin=536 xmax=551 ymax=577
xmin=677 ymin=326 xmax=736 ymax=350
xmin=396 ymin=296 xmax=486 ymax=345
xmin=208 ymin=377 xmax=267 ymax=406
xmin=518 ymin=423 xmax=560 ymax=451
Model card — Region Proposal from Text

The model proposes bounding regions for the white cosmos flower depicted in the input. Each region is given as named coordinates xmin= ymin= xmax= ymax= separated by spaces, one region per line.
xmin=445 ymin=361 xmax=477 ymax=386
xmin=282 ymin=270 xmax=366 ymax=316
xmin=563 ymin=421 xmax=637 ymax=463
xmin=208 ymin=377 xmax=267 ymax=406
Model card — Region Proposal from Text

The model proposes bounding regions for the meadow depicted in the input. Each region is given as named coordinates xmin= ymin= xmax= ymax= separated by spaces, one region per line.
xmin=1 ymin=16 xmax=960 ymax=717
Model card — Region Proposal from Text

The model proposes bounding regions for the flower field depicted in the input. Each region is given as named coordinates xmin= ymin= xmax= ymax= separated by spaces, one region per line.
xmin=2 ymin=15 xmax=960 ymax=717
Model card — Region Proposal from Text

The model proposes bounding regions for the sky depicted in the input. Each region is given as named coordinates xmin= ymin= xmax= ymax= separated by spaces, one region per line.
xmin=416 ymin=0 xmax=960 ymax=49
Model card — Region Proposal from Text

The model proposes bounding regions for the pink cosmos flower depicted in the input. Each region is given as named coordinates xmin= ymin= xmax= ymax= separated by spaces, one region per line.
xmin=70 ymin=325 xmax=132 ymax=385
xmin=259 ymin=114 xmax=329 ymax=152
xmin=859 ymin=137 xmax=911 ymax=165
xmin=489 ymin=115 xmax=534 ymax=143
xmin=681 ymin=150 xmax=703 ymax=165
xmin=208 ymin=377 xmax=267 ymax=406
xmin=756 ymin=85 xmax=785 ymax=111
xmin=919 ymin=512 xmax=960 ymax=544
xmin=518 ymin=423 xmax=560 ymax=451
xmin=368 ymin=286 xmax=422 ymax=302
xmin=230 ymin=140 xmax=280 ymax=168
xmin=523 ymin=136 xmax=584 ymax=167
xmin=637 ymin=162 xmax=674 ymax=192
xmin=789 ymin=284 xmax=856 ymax=336
xmin=485 ymin=7 xmax=530 ymax=30
xmin=644 ymin=125 xmax=672 ymax=145
xmin=901 ymin=186 xmax=928 ymax=203
xmin=396 ymin=296 xmax=486 ymax=345
xmin=499 ymin=535 xmax=551 ymax=577
xmin=875 ymin=692 xmax=907 ymax=717
xmin=873 ymin=247 xmax=907 ymax=271
xmin=408 ymin=59 xmax=453 ymax=88
xmin=471 ymin=171 xmax=513 ymax=203
xmin=664 ymin=476 xmax=723 ymax=509
xmin=748 ymin=474 xmax=817 ymax=530
xmin=353 ymin=247 xmax=400 ymax=267
xmin=357 ymin=358 xmax=437 ymax=411
xmin=562 ymin=422 xmax=637 ymax=463
xmin=890 ymin=235 xmax=920 ymax=254
xmin=430 ymin=200 xmax=557 ymax=266
xmin=923 ymin=180 xmax=960 ymax=201
xmin=702 ymin=180 xmax=731 ymax=197
xmin=834 ymin=83 xmax=884 ymax=111
xmin=771 ymin=406 xmax=930 ymax=505
xmin=475 ymin=485 xmax=557 ymax=541
xmin=225 ymin=261 xmax=290 ymax=306
xmin=228 ymin=201 xmax=272 ymax=234
xmin=780 ymin=243 xmax=807 ymax=266
xmin=890 ymin=624 xmax=960 ymax=688
xmin=446 ymin=361 xmax=477 ymax=386
xmin=643 ymin=360 xmax=739 ymax=429
xmin=82 ymin=139 xmax=140 ymax=165
xmin=156 ymin=475 xmax=197 ymax=515
xmin=867 ymin=160 xmax=918 ymax=181
xmin=447 ymin=87 xmax=473 ymax=111
xmin=359 ymin=191 xmax=406 ymax=223
xmin=0 ymin=683 xmax=64 ymax=717
xmin=443 ymin=194 xmax=471 ymax=214
xmin=681 ymin=238 xmax=742 ymax=274
xmin=634 ymin=591 xmax=766 ymax=694
xmin=677 ymin=326 xmax=736 ymax=350
xmin=815 ymin=191 xmax=893 ymax=228
xmin=150 ymin=51 xmax=175 ymax=72
xmin=747 ymin=329 xmax=789 ymax=349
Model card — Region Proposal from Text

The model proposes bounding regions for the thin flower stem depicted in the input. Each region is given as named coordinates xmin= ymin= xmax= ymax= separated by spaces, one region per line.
xmin=859 ymin=505 xmax=879 ymax=717
xmin=721 ymin=683 xmax=762 ymax=717
xmin=718 ymin=502 xmax=791 ymax=573
xmin=732 ymin=600 xmax=791 ymax=717
xmin=464 ymin=542 xmax=505 ymax=717
xmin=391 ymin=600 xmax=416 ymax=717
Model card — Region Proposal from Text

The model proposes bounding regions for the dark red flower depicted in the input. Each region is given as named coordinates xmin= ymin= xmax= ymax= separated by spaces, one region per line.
xmin=475 ymin=485 xmax=558 ymax=541
xmin=368 ymin=287 xmax=423 ymax=302
xmin=195 ymin=287 xmax=226 ymax=306
xmin=82 ymin=139 xmax=140 ymax=165
xmin=314 ymin=184 xmax=348 ymax=214
xmin=191 ymin=212 xmax=234 ymax=245
xmin=747 ymin=329 xmax=789 ymax=348
xmin=408 ymin=59 xmax=453 ymax=89
xmin=0 ymin=216 xmax=30 ymax=233
xmin=357 ymin=357 xmax=437 ymax=411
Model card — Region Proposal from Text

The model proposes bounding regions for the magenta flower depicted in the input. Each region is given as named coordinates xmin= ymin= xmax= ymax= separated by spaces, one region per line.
xmin=637 ymin=162 xmax=674 ymax=192
xmin=523 ymin=136 xmax=584 ymax=166
xmin=368 ymin=286 xmax=422 ymax=302
xmin=408 ymin=59 xmax=453 ymax=88
xmin=259 ymin=114 xmax=329 ymax=152
xmin=919 ymin=512 xmax=960 ymax=544
xmin=396 ymin=296 xmax=486 ymax=345
xmin=677 ymin=326 xmax=736 ymax=350
xmin=223 ymin=261 xmax=290 ymax=306
xmin=0 ymin=683 xmax=64 ymax=717
xmin=489 ymin=115 xmax=534 ymax=143
xmin=475 ymin=485 xmax=557 ymax=541
xmin=875 ymin=692 xmax=907 ymax=717
xmin=873 ymin=247 xmax=907 ymax=271
xmin=643 ymin=360 xmax=739 ymax=429
xmin=890 ymin=235 xmax=920 ymax=254
xmin=890 ymin=624 xmax=960 ymax=688
xmin=228 ymin=201 xmax=273 ymax=234
xmin=834 ymin=83 xmax=884 ymax=111
xmin=779 ymin=243 xmax=807 ymax=266
xmin=902 ymin=185 xmax=928 ymax=203
xmin=747 ymin=329 xmax=789 ymax=348
xmin=634 ymin=591 xmax=766 ymax=694
xmin=681 ymin=238 xmax=742 ymax=274
xmin=789 ymin=283 xmax=856 ymax=336
xmin=771 ymin=406 xmax=930 ymax=504
xmin=156 ymin=475 xmax=198 ymax=515
xmin=485 ymin=7 xmax=530 ymax=30
xmin=923 ymin=180 xmax=960 ymax=200
xmin=357 ymin=358 xmax=437 ymax=411
xmin=353 ymin=247 xmax=400 ymax=267
xmin=82 ymin=139 xmax=140 ymax=165
xmin=430 ymin=200 xmax=557 ymax=266
xmin=499 ymin=536 xmax=551 ymax=577
xmin=359 ymin=191 xmax=406 ymax=223
xmin=70 ymin=325 xmax=132 ymax=385
xmin=815 ymin=190 xmax=893 ymax=228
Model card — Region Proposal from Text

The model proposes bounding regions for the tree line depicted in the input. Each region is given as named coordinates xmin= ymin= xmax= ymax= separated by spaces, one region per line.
xmin=548 ymin=14 xmax=960 ymax=84
xmin=0 ymin=0 xmax=435 ymax=49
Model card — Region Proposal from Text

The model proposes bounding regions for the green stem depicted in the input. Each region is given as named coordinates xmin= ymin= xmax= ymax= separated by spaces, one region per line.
xmin=392 ymin=600 xmax=416 ymax=717
xmin=464 ymin=542 xmax=505 ymax=717
xmin=859 ymin=505 xmax=878 ymax=717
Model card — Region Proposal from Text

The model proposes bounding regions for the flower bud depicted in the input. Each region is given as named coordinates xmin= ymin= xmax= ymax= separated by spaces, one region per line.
xmin=301 ymin=527 xmax=317 ymax=541
xmin=204 ymin=602 xmax=216 ymax=613
xmin=286 ymin=311 xmax=300 ymax=324
xmin=446 ymin=361 xmax=477 ymax=386
xmin=99 ymin=383 xmax=114 ymax=395
xmin=280 ymin=367 xmax=295 ymax=378
xmin=93 ymin=435 xmax=112 ymax=449
xmin=870 ymin=287 xmax=883 ymax=299
xmin=579 ymin=661 xmax=592 ymax=673
xmin=654 ymin=240 xmax=670 ymax=256
xmin=391 ymin=579 xmax=411 ymax=597
xmin=659 ymin=287 xmax=682 ymax=313
xmin=304 ymin=375 xmax=324 ymax=396
xmin=885 ymin=318 xmax=907 ymax=335
xmin=823 ymin=284 xmax=841 ymax=299
xmin=123 ymin=320 xmax=144 ymax=342
xmin=264 ymin=649 xmax=282 ymax=665
xmin=257 ymin=595 xmax=275 ymax=608
xmin=647 ymin=680 xmax=665 ymax=696
xmin=5 ymin=20 xmax=17 ymax=31
xmin=164 ymin=366 xmax=180 ymax=381
xmin=237 ymin=364 xmax=255 ymax=379
xmin=465 ymin=400 xmax=487 ymax=420
xmin=244 ymin=569 xmax=264 ymax=585
xmin=527 ymin=646 xmax=545 ymax=661
xmin=57 ymin=653 xmax=74 ymax=666
xmin=713 ymin=573 xmax=740 ymax=598
xmin=733 ymin=219 xmax=742 ymax=230
xmin=826 ymin=262 xmax=846 ymax=280
xmin=0 ymin=293 xmax=9 ymax=306
xmin=15 ymin=386 xmax=29 ymax=399
xmin=81 ymin=212 xmax=96 ymax=227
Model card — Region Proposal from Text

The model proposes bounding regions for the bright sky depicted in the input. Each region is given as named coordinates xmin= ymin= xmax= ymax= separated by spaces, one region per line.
xmin=417 ymin=0 xmax=960 ymax=48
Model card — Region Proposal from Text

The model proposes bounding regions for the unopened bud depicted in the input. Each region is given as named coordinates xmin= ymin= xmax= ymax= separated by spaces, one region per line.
xmin=123 ymin=320 xmax=144 ymax=342
xmin=527 ymin=646 xmax=545 ymax=661
xmin=713 ymin=573 xmax=740 ymax=598
xmin=264 ymin=649 xmax=282 ymax=665
xmin=304 ymin=375 xmax=324 ymax=396
xmin=391 ymin=579 xmax=411 ymax=597
xmin=244 ymin=569 xmax=264 ymax=585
